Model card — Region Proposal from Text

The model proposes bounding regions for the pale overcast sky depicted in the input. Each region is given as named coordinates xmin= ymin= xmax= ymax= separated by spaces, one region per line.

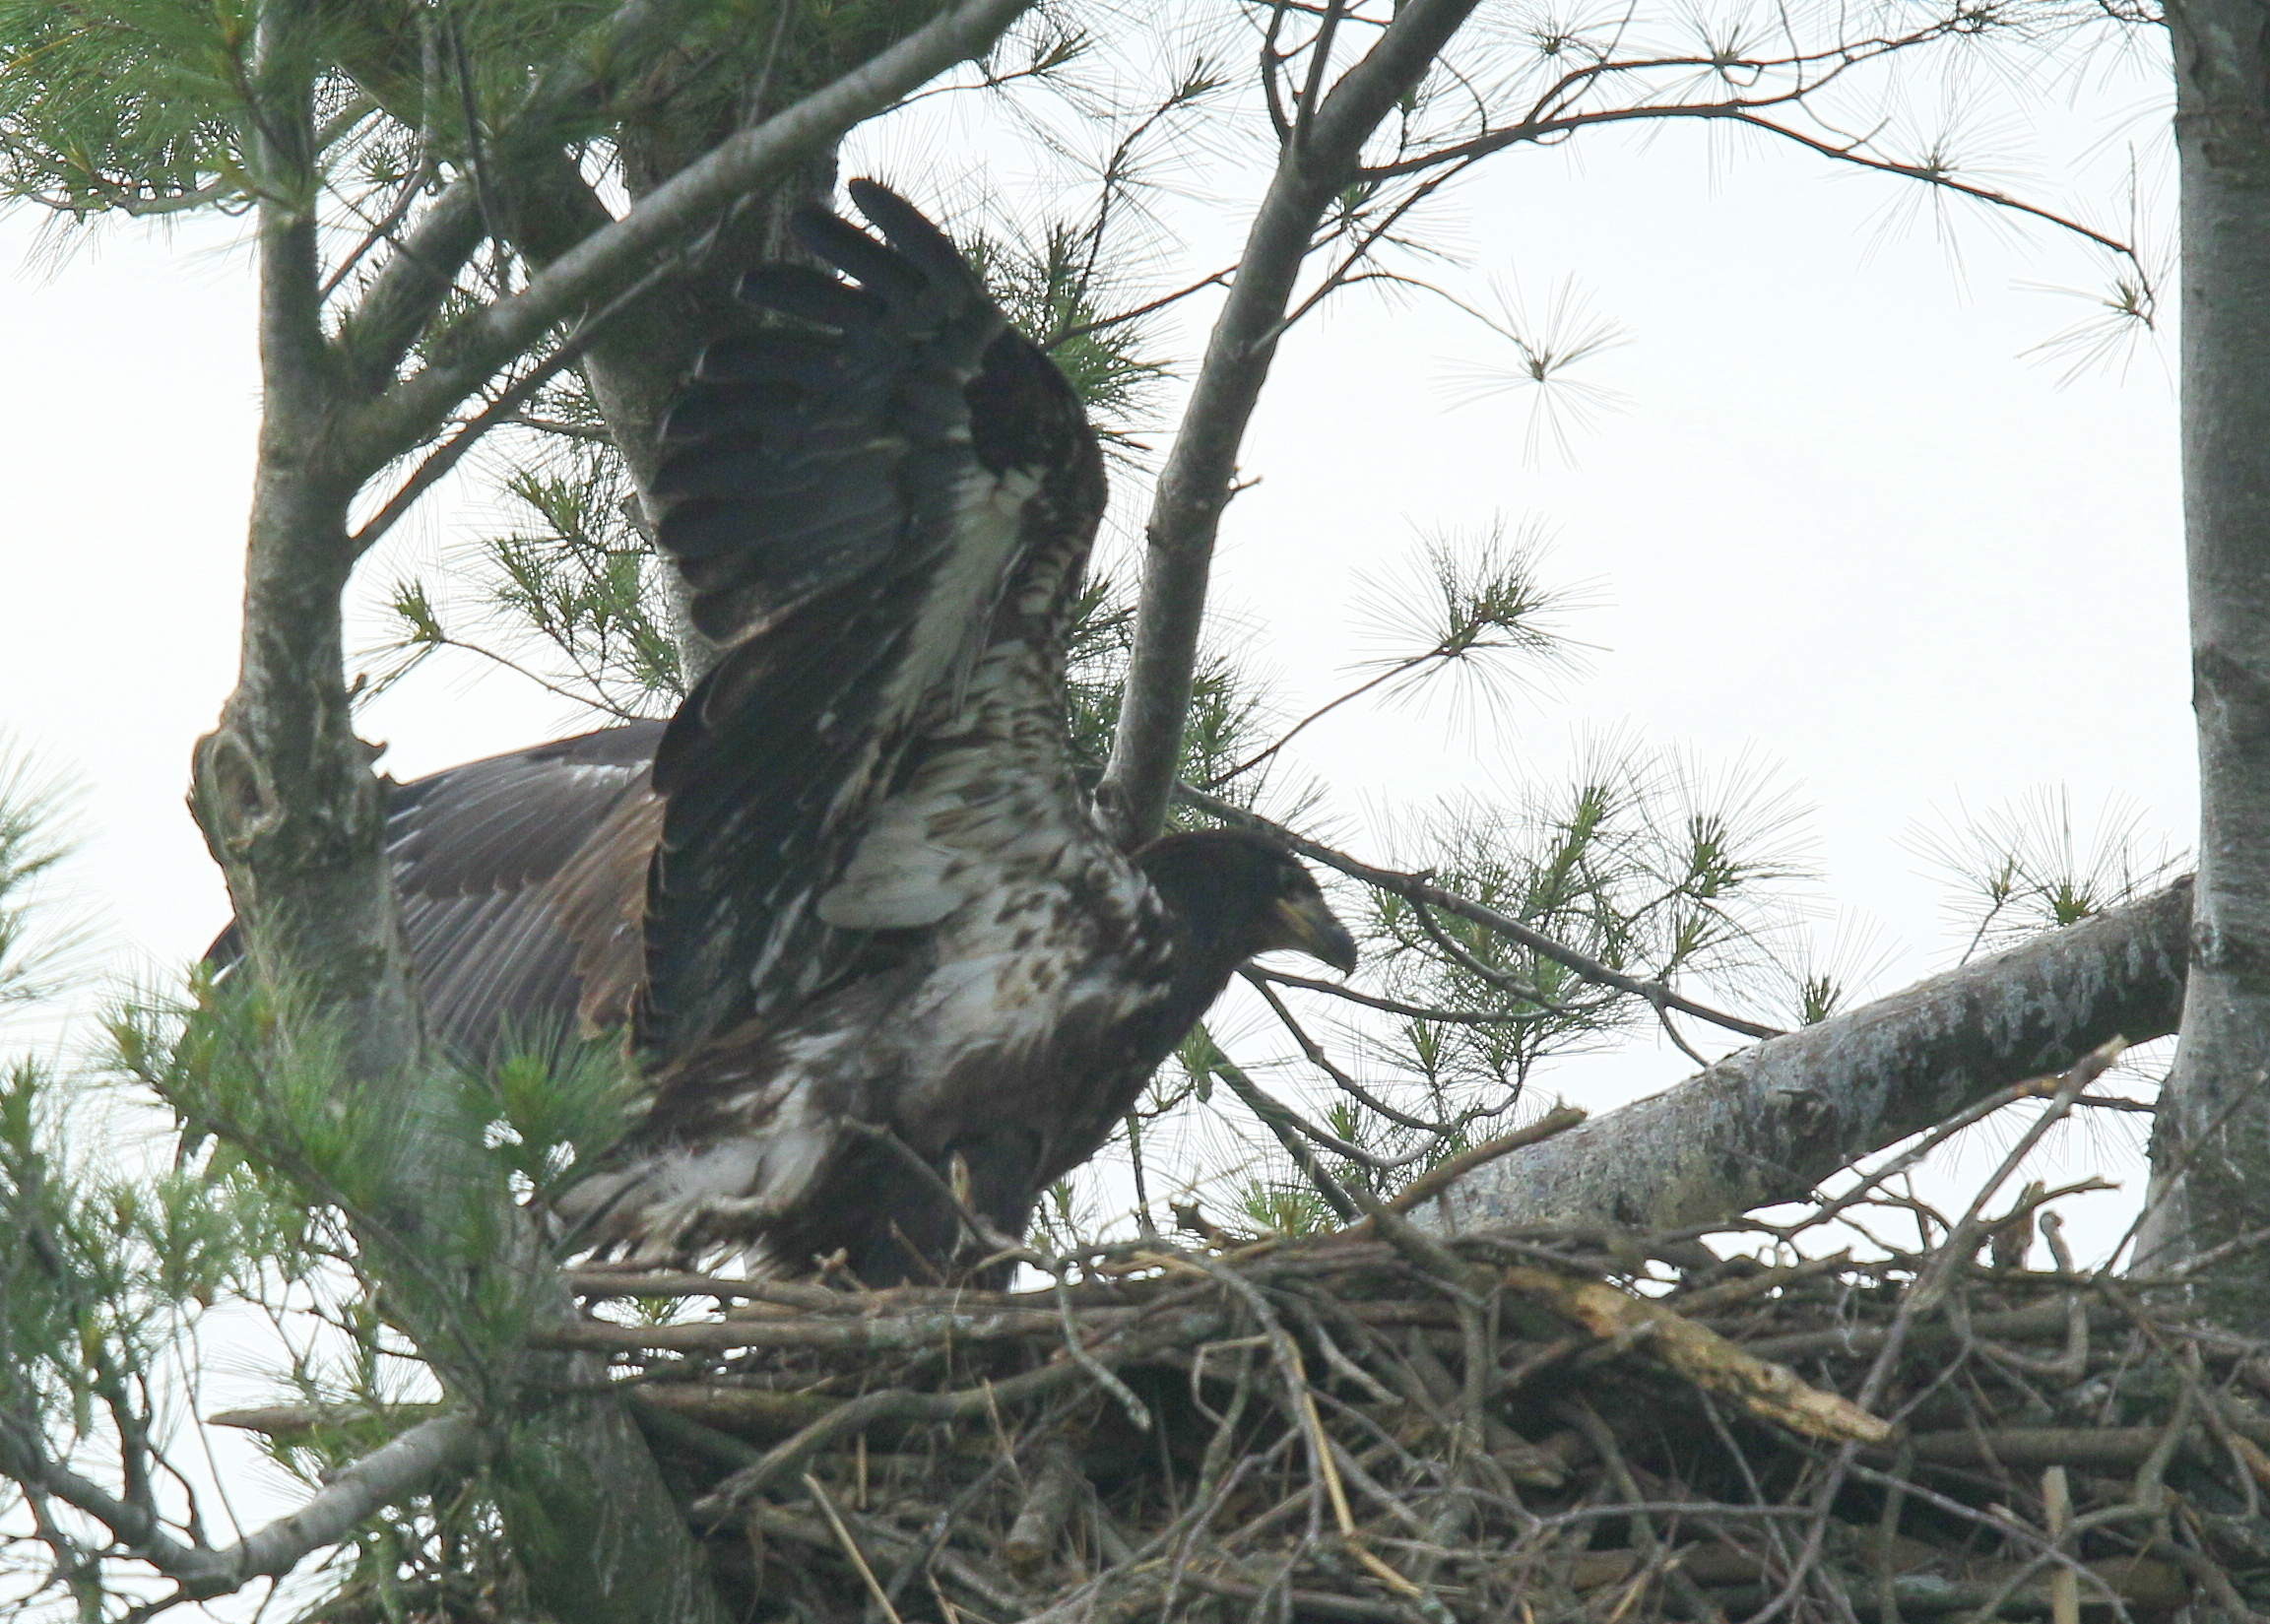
xmin=0 ymin=24 xmax=2186 ymax=1255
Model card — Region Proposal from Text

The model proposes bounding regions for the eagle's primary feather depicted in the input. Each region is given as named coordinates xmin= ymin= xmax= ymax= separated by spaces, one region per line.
xmin=213 ymin=183 xmax=1356 ymax=1284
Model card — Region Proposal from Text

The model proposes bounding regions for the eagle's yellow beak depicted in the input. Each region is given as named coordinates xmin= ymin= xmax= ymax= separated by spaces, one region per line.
xmin=1270 ymin=893 xmax=1360 ymax=975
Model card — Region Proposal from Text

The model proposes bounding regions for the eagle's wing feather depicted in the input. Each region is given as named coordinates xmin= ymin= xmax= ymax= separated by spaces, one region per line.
xmin=637 ymin=179 xmax=1104 ymax=1067
xmin=382 ymin=722 xmax=663 ymax=1059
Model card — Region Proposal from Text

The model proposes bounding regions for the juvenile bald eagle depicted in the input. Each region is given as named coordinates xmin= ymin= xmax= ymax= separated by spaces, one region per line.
xmin=227 ymin=184 xmax=1357 ymax=1284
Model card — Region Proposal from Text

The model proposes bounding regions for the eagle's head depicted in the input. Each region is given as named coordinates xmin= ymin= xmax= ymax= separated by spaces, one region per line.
xmin=1137 ymin=828 xmax=1360 ymax=977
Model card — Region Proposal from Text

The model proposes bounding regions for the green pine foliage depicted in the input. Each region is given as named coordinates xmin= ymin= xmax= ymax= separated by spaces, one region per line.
xmin=115 ymin=972 xmax=636 ymax=1348
xmin=1368 ymin=750 xmax=1812 ymax=1089
xmin=0 ymin=755 xmax=75 ymax=1015
xmin=366 ymin=378 xmax=684 ymax=720
xmin=0 ymin=1 xmax=258 ymax=217
xmin=1912 ymin=787 xmax=2183 ymax=961
xmin=4 ymin=954 xmax=643 ymax=1615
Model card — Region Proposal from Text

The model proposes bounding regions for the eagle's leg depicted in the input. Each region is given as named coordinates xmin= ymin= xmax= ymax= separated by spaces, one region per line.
xmin=832 ymin=1127 xmax=1042 ymax=1288
xmin=943 ymin=1130 xmax=1049 ymax=1287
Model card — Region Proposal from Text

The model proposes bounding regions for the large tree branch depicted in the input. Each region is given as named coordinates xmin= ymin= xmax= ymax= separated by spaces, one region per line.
xmin=346 ymin=0 xmax=1032 ymax=478
xmin=196 ymin=125 xmax=725 ymax=1624
xmin=193 ymin=0 xmax=418 ymax=1076
xmin=212 ymin=1414 xmax=477 ymax=1589
xmin=325 ymin=0 xmax=759 ymax=391
xmin=1424 ymin=879 xmax=2192 ymax=1235
xmin=334 ymin=176 xmax=487 ymax=389
xmin=0 ymin=1409 xmax=476 ymax=1600
xmin=1097 ymin=0 xmax=1486 ymax=843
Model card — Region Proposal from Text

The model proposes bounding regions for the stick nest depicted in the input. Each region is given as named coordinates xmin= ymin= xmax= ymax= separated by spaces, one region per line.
xmin=490 ymin=1209 xmax=2270 ymax=1624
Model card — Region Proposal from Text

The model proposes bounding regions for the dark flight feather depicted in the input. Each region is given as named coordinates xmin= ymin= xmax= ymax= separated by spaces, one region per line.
xmin=635 ymin=179 xmax=1107 ymax=1070
xmin=381 ymin=724 xmax=661 ymax=1058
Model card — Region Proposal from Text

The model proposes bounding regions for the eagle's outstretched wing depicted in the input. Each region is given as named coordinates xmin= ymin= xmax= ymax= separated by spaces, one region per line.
xmin=382 ymin=723 xmax=661 ymax=1058
xmin=205 ymin=182 xmax=1109 ymax=1099
xmin=548 ymin=181 xmax=1145 ymax=1270
xmin=205 ymin=723 xmax=660 ymax=1063
xmin=636 ymin=179 xmax=1109 ymax=1069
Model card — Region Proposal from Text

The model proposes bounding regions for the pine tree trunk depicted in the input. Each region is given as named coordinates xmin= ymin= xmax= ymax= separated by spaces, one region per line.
xmin=2136 ymin=0 xmax=2270 ymax=1330
xmin=190 ymin=12 xmax=730 ymax=1614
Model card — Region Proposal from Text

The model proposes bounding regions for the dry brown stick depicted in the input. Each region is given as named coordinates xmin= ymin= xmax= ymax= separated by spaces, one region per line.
xmin=744 ymin=1504 xmax=1027 ymax=1618
xmin=1004 ymin=1437 xmax=1082 ymax=1577
xmin=632 ymin=1385 xmax=842 ymax=1441
xmin=2207 ymin=1395 xmax=2270 ymax=1501
xmin=689 ymin=1366 xmax=1082 ymax=1516
xmin=2143 ymin=1532 xmax=2252 ymax=1622
xmin=1302 ymin=1383 xmax=1443 ymax=1496
xmin=1711 ymin=1559 xmax=2185 ymax=1616
xmin=1499 ymin=1264 xmax=1891 ymax=1444
xmin=1211 ymin=1437 xmax=1405 ymax=1558
xmin=1162 ymin=1430 xmax=1297 ymax=1622
xmin=803 ymin=1472 xmax=904 ymax=1624
xmin=2045 ymin=1465 xmax=2081 ymax=1624
xmin=1844 ymin=1462 xmax=2165 ymax=1623
xmin=564 ymin=1267 xmax=1030 ymax=1309
xmin=1663 ymin=1253 xmax=1853 ymax=1318
xmin=1880 ymin=1041 xmax=2122 ymax=1370
xmin=876 ymin=1448 xmax=1022 ymax=1614
xmin=1892 ymin=1428 xmax=2199 ymax=1469
xmin=1179 ymin=1571 xmax=1420 ymax=1621
xmin=1283 ymin=1297 xmax=1405 ymax=1408
xmin=1554 ymin=1398 xmax=1727 ymax=1624
xmin=1177 ymin=1254 xmax=1428 ymax=1601
xmin=1330 ymin=1106 xmax=1589 ymax=1240
xmin=688 ymin=1293 xmax=1238 ymax=1513
xmin=1052 ymin=1273 xmax=1150 ymax=1433
xmin=1744 ymin=1296 xmax=2117 ymax=1362
xmin=540 ymin=1306 xmax=1130 ymax=1353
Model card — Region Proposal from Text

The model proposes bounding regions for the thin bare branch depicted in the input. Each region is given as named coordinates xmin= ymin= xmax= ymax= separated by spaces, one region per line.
xmin=1098 ymin=0 xmax=1488 ymax=843
xmin=0 ymin=1410 xmax=475 ymax=1599
xmin=1184 ymin=783 xmax=1783 ymax=1040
